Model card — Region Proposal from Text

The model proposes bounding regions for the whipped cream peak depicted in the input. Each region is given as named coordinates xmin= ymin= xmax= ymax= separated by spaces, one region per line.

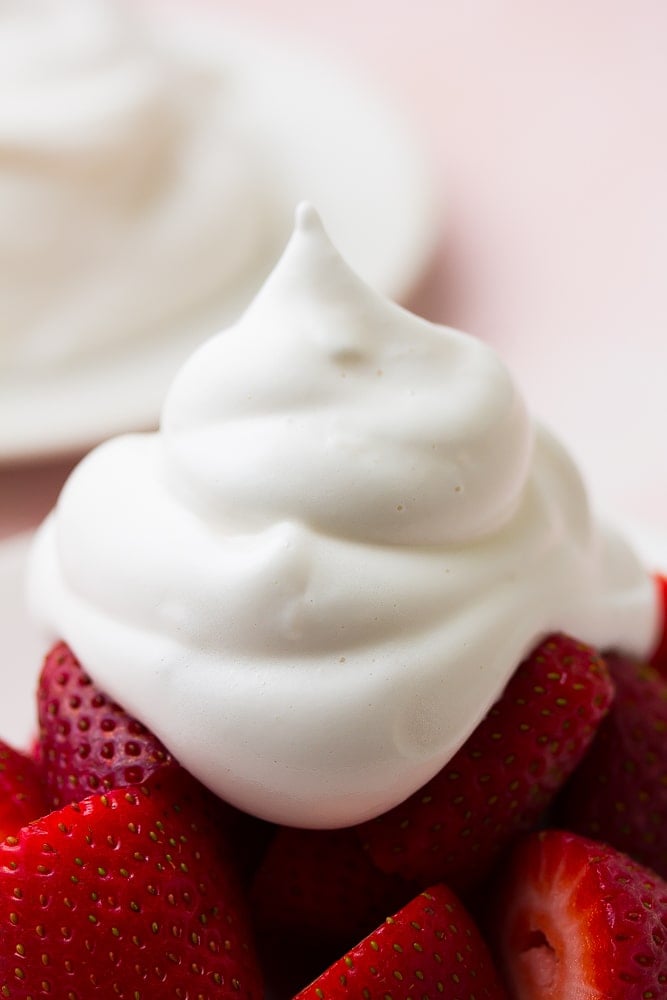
xmin=163 ymin=204 xmax=532 ymax=546
xmin=28 ymin=207 xmax=659 ymax=828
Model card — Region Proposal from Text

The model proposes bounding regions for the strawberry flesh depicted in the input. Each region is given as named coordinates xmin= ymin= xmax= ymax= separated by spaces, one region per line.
xmin=490 ymin=829 xmax=667 ymax=999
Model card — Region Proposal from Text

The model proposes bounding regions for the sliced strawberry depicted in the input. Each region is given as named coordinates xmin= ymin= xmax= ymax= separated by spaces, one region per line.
xmin=490 ymin=829 xmax=667 ymax=999
xmin=36 ymin=641 xmax=173 ymax=807
xmin=650 ymin=573 xmax=667 ymax=678
xmin=295 ymin=884 xmax=508 ymax=999
xmin=0 ymin=740 xmax=49 ymax=841
xmin=251 ymin=825 xmax=415 ymax=944
xmin=0 ymin=764 xmax=263 ymax=997
xmin=357 ymin=633 xmax=613 ymax=893
xmin=556 ymin=652 xmax=667 ymax=878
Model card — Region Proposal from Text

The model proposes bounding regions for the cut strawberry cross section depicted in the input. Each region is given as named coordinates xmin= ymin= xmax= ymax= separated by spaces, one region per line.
xmin=490 ymin=829 xmax=667 ymax=999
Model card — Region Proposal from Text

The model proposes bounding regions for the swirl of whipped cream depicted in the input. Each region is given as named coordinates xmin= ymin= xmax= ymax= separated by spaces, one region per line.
xmin=0 ymin=0 xmax=283 ymax=373
xmin=28 ymin=205 xmax=658 ymax=828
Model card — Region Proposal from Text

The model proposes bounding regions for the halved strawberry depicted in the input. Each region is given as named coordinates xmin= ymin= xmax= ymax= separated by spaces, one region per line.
xmin=295 ymin=884 xmax=508 ymax=999
xmin=357 ymin=634 xmax=614 ymax=893
xmin=36 ymin=641 xmax=173 ymax=807
xmin=556 ymin=652 xmax=667 ymax=878
xmin=0 ymin=740 xmax=48 ymax=841
xmin=0 ymin=764 xmax=263 ymax=997
xmin=490 ymin=829 xmax=667 ymax=999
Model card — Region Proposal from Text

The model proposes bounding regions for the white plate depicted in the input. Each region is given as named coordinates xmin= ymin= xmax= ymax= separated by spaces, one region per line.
xmin=0 ymin=6 xmax=438 ymax=463
xmin=2 ymin=521 xmax=666 ymax=751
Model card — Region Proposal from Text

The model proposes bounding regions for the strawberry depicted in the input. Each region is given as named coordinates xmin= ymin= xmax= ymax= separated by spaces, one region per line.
xmin=490 ymin=829 xmax=667 ymax=999
xmin=555 ymin=652 xmax=667 ymax=878
xmin=356 ymin=633 xmax=613 ymax=893
xmin=0 ymin=764 xmax=263 ymax=998
xmin=36 ymin=641 xmax=273 ymax=885
xmin=251 ymin=825 xmax=415 ymax=944
xmin=0 ymin=740 xmax=48 ymax=842
xmin=650 ymin=572 xmax=667 ymax=678
xmin=251 ymin=827 xmax=416 ymax=997
xmin=295 ymin=884 xmax=508 ymax=999
xmin=36 ymin=641 xmax=173 ymax=807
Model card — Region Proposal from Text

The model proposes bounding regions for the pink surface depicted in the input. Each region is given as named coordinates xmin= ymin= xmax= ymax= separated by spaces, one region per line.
xmin=2 ymin=1 xmax=667 ymax=537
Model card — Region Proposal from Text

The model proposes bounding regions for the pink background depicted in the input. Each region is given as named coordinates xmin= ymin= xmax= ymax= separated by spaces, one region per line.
xmin=2 ymin=0 xmax=666 ymax=538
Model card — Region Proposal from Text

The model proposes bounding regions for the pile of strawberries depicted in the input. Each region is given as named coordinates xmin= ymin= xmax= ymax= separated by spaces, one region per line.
xmin=1 ymin=578 xmax=667 ymax=998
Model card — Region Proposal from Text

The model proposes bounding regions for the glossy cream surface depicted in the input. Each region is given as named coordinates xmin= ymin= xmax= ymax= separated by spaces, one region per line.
xmin=28 ymin=206 xmax=658 ymax=827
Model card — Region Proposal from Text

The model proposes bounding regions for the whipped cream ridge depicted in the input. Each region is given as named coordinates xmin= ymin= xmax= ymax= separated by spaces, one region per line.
xmin=0 ymin=0 xmax=283 ymax=373
xmin=29 ymin=205 xmax=659 ymax=828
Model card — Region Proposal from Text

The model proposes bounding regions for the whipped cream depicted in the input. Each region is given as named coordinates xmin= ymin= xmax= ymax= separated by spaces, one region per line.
xmin=0 ymin=0 xmax=284 ymax=373
xmin=28 ymin=205 xmax=659 ymax=828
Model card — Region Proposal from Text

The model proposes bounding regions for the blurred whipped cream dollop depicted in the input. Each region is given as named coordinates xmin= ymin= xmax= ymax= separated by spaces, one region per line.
xmin=0 ymin=0 xmax=283 ymax=372
xmin=29 ymin=205 xmax=658 ymax=827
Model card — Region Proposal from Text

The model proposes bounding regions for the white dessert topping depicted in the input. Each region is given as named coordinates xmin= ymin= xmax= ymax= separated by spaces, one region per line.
xmin=28 ymin=205 xmax=658 ymax=827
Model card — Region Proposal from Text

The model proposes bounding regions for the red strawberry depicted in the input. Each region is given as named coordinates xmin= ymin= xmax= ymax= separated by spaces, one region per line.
xmin=251 ymin=825 xmax=415 ymax=944
xmin=357 ymin=633 xmax=613 ymax=893
xmin=36 ymin=641 xmax=273 ymax=884
xmin=295 ymin=884 xmax=508 ymax=999
xmin=36 ymin=641 xmax=173 ymax=807
xmin=0 ymin=765 xmax=263 ymax=998
xmin=650 ymin=572 xmax=667 ymax=678
xmin=556 ymin=652 xmax=667 ymax=877
xmin=0 ymin=740 xmax=48 ymax=841
xmin=490 ymin=829 xmax=667 ymax=999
